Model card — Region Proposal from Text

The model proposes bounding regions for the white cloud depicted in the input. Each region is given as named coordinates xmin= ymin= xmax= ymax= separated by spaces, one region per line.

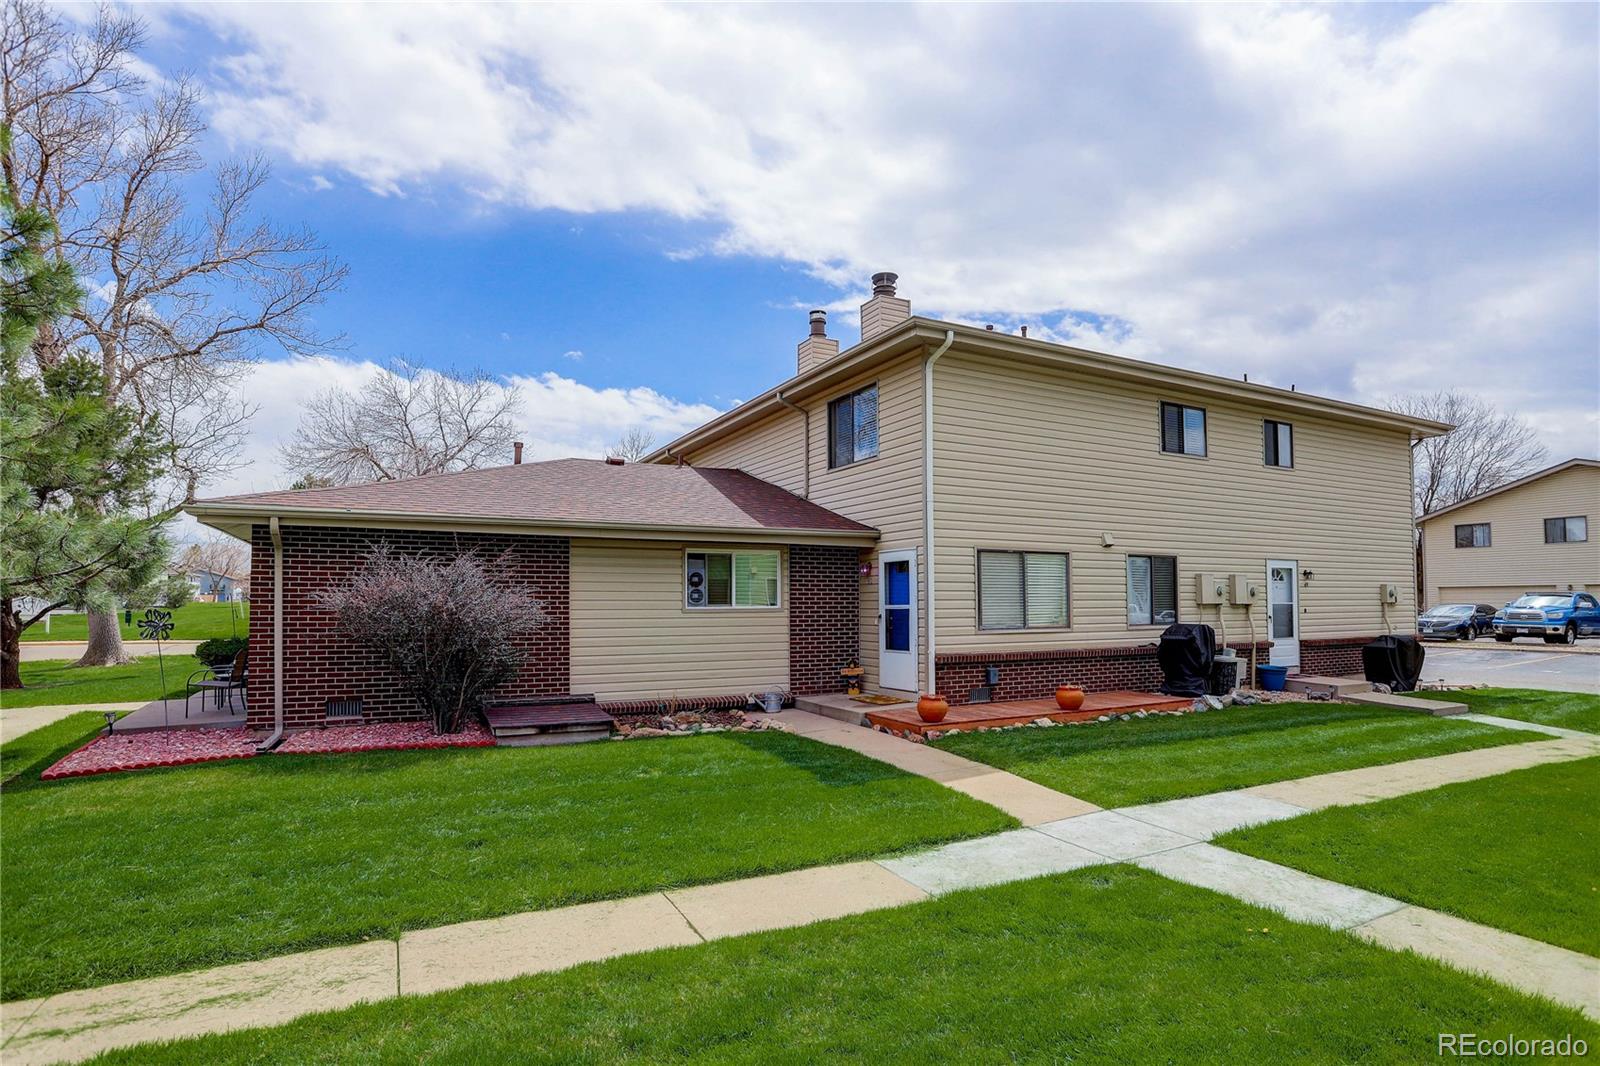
xmin=183 ymin=2 xmax=1596 ymax=455
xmin=562 ymin=350 xmax=583 ymax=361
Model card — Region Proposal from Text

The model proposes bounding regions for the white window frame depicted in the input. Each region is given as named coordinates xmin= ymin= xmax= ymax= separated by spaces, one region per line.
xmin=975 ymin=549 xmax=1071 ymax=631
xmin=684 ymin=549 xmax=783 ymax=610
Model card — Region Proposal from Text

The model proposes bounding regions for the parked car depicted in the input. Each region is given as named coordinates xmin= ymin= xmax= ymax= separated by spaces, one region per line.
xmin=1417 ymin=603 xmax=1496 ymax=641
xmin=1492 ymin=592 xmax=1600 ymax=644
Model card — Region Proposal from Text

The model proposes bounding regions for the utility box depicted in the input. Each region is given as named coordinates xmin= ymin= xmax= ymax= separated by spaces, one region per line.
xmin=1229 ymin=574 xmax=1258 ymax=606
xmin=1379 ymin=583 xmax=1399 ymax=606
xmin=1195 ymin=573 xmax=1227 ymax=605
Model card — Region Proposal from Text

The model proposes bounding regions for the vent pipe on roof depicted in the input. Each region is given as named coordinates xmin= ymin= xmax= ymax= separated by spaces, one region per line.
xmin=605 ymin=455 xmax=625 ymax=466
xmin=860 ymin=271 xmax=910 ymax=342
xmin=797 ymin=309 xmax=840 ymax=375
xmin=513 ymin=441 xmax=524 ymax=464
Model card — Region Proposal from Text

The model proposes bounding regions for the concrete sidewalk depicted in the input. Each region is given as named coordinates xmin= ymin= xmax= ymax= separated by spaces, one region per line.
xmin=0 ymin=704 xmax=147 ymax=745
xmin=17 ymin=641 xmax=203 ymax=663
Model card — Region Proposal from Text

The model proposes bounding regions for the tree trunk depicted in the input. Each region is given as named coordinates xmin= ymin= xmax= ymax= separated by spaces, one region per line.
xmin=2 ymin=601 xmax=23 ymax=690
xmin=76 ymin=607 xmax=133 ymax=666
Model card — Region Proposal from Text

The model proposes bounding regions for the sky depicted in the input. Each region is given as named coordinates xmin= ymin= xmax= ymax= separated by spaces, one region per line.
xmin=108 ymin=1 xmax=1599 ymax=505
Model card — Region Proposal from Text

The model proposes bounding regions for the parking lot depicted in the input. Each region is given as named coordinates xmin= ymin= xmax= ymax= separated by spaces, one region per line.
xmin=1420 ymin=642 xmax=1600 ymax=694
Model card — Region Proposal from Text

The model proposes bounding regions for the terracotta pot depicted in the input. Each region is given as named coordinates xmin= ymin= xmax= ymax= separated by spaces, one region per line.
xmin=1054 ymin=684 xmax=1085 ymax=711
xmin=917 ymin=694 xmax=950 ymax=723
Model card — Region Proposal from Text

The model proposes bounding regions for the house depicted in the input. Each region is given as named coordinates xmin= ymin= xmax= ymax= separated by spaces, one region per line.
xmin=186 ymin=273 xmax=1447 ymax=732
xmin=1416 ymin=458 xmax=1599 ymax=609
xmin=186 ymin=568 xmax=244 ymax=603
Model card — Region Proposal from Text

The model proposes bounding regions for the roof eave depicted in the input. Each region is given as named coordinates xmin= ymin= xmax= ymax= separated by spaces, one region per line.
xmin=1416 ymin=457 xmax=1600 ymax=524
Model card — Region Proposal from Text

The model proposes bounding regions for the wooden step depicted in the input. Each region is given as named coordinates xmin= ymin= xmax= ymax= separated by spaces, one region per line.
xmin=484 ymin=701 xmax=614 ymax=745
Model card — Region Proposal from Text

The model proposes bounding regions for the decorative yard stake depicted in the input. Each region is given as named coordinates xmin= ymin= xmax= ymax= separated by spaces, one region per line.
xmin=137 ymin=608 xmax=176 ymax=727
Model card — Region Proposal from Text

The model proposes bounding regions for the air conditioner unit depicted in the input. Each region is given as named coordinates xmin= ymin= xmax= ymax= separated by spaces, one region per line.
xmin=685 ymin=556 xmax=707 ymax=607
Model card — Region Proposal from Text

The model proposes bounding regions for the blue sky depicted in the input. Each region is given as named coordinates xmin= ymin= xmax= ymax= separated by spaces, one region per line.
xmin=107 ymin=2 xmax=1599 ymax=494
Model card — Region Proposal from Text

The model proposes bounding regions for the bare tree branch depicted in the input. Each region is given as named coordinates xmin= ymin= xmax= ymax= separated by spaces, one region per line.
xmin=609 ymin=427 xmax=657 ymax=463
xmin=1387 ymin=389 xmax=1550 ymax=516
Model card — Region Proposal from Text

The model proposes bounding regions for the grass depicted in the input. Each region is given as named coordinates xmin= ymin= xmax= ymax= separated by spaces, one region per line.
xmin=0 ymin=655 xmax=205 ymax=708
xmin=1219 ymin=756 xmax=1600 ymax=956
xmin=19 ymin=601 xmax=248 ymax=642
xmin=90 ymin=866 xmax=1596 ymax=1065
xmin=0 ymin=712 xmax=112 ymax=786
xmin=1442 ymin=687 xmax=1600 ymax=734
xmin=0 ymin=729 xmax=1013 ymax=1001
xmin=933 ymin=701 xmax=1547 ymax=807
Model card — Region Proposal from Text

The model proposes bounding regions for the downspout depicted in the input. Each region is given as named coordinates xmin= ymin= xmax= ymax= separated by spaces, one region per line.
xmin=259 ymin=516 xmax=285 ymax=752
xmin=922 ymin=330 xmax=956 ymax=696
xmin=776 ymin=390 xmax=809 ymax=499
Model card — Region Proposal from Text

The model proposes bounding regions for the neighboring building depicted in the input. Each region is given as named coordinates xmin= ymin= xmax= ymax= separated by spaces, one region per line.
xmin=187 ymin=273 xmax=1446 ymax=730
xmin=187 ymin=569 xmax=244 ymax=603
xmin=1417 ymin=458 xmax=1599 ymax=609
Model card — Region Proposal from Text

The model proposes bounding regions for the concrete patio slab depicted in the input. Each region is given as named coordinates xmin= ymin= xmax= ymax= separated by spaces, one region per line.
xmin=1245 ymin=736 xmax=1600 ymax=810
xmin=1351 ymin=906 xmax=1600 ymax=1021
xmin=1134 ymin=844 xmax=1406 ymax=930
xmin=399 ymin=892 xmax=698 ymax=997
xmin=941 ymin=770 xmax=1100 ymax=825
xmin=1342 ymin=691 xmax=1466 ymax=716
xmin=1118 ymin=791 xmax=1309 ymax=840
xmin=666 ymin=861 xmax=927 ymax=941
xmin=878 ymin=829 xmax=1105 ymax=895
xmin=1033 ymin=810 xmax=1199 ymax=860
xmin=1458 ymin=712 xmax=1598 ymax=740
xmin=1 ymin=940 xmax=396 ymax=1066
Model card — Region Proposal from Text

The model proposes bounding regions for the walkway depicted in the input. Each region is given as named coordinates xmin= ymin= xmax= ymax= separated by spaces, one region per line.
xmin=17 ymin=641 xmax=203 ymax=664
xmin=4 ymin=713 xmax=1597 ymax=1064
xmin=0 ymin=704 xmax=147 ymax=745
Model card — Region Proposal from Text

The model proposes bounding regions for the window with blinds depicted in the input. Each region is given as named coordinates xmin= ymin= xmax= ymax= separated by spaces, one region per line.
xmin=1454 ymin=523 xmax=1491 ymax=548
xmin=686 ymin=550 xmax=781 ymax=608
xmin=1544 ymin=516 xmax=1588 ymax=544
xmin=1160 ymin=402 xmax=1207 ymax=456
xmin=1127 ymin=554 xmax=1179 ymax=626
xmin=828 ymin=384 xmax=879 ymax=468
xmin=1263 ymin=419 xmax=1293 ymax=468
xmin=978 ymin=551 xmax=1069 ymax=630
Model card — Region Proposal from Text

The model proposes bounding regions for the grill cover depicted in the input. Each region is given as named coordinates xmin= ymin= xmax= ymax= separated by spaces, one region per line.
xmin=1157 ymin=623 xmax=1216 ymax=697
xmin=1362 ymin=635 xmax=1426 ymax=692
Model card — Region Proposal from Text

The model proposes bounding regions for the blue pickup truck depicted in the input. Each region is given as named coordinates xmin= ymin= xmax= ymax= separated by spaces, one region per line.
xmin=1492 ymin=592 xmax=1600 ymax=644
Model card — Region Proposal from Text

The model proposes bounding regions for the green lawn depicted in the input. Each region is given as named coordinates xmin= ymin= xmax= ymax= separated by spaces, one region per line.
xmin=91 ymin=866 xmax=1595 ymax=1065
xmin=1443 ymin=687 xmax=1600 ymax=734
xmin=0 ymin=712 xmax=115 ymax=785
xmin=0 ymin=726 xmax=1013 ymax=1001
xmin=19 ymin=601 xmax=248 ymax=642
xmin=934 ymin=702 xmax=1547 ymax=807
xmin=1219 ymin=757 xmax=1600 ymax=956
xmin=1 ymin=655 xmax=205 ymax=708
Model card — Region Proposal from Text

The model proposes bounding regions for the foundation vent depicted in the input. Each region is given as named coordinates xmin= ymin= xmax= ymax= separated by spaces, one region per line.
xmin=325 ymin=697 xmax=364 ymax=720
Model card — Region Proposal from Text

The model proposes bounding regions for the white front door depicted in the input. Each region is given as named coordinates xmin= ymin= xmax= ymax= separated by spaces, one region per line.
xmin=1267 ymin=560 xmax=1300 ymax=669
xmin=878 ymin=549 xmax=918 ymax=693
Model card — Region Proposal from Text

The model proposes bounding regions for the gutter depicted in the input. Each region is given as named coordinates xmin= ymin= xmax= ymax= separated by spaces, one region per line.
xmin=922 ymin=330 xmax=956 ymax=696
xmin=775 ymin=390 xmax=809 ymax=498
xmin=259 ymin=516 xmax=285 ymax=752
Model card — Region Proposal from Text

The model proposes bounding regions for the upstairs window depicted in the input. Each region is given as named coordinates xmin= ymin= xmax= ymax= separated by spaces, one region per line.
xmin=1263 ymin=419 xmax=1294 ymax=468
xmin=685 ymin=551 xmax=781 ymax=608
xmin=1454 ymin=523 xmax=1491 ymax=548
xmin=1159 ymin=402 xmax=1207 ymax=456
xmin=1544 ymin=516 xmax=1588 ymax=544
xmin=1127 ymin=554 xmax=1179 ymax=626
xmin=978 ymin=550 xmax=1070 ymax=630
xmin=828 ymin=384 xmax=879 ymax=468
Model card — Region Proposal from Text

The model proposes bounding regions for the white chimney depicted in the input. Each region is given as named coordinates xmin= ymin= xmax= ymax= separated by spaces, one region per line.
xmin=797 ymin=309 xmax=839 ymax=374
xmin=859 ymin=272 xmax=910 ymax=342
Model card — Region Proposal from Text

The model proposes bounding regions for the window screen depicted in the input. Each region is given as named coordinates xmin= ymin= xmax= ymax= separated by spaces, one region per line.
xmin=1454 ymin=523 xmax=1491 ymax=548
xmin=687 ymin=551 xmax=779 ymax=608
xmin=1544 ymin=516 xmax=1588 ymax=544
xmin=1160 ymin=402 xmax=1206 ymax=456
xmin=978 ymin=551 xmax=1068 ymax=629
xmin=828 ymin=384 xmax=879 ymax=468
xmin=1264 ymin=420 xmax=1293 ymax=467
xmin=1127 ymin=555 xmax=1178 ymax=625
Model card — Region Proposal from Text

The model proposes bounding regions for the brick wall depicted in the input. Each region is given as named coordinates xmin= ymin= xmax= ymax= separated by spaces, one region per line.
xmin=788 ymin=545 xmax=861 ymax=695
xmin=249 ymin=524 xmax=569 ymax=729
xmin=935 ymin=641 xmax=1272 ymax=704
xmin=1299 ymin=636 xmax=1377 ymax=678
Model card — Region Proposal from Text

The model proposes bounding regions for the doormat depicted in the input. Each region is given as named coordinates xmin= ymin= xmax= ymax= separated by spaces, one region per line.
xmin=850 ymin=694 xmax=909 ymax=705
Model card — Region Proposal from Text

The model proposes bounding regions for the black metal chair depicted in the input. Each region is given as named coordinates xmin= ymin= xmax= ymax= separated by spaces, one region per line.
xmin=186 ymin=650 xmax=248 ymax=716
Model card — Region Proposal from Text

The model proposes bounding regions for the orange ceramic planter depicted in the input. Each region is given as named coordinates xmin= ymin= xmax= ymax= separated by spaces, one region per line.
xmin=1054 ymin=685 xmax=1086 ymax=711
xmin=917 ymin=694 xmax=950 ymax=723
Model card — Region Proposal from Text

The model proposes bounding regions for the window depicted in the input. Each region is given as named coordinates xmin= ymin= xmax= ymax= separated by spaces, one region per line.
xmin=1454 ymin=523 xmax=1491 ymax=548
xmin=977 ymin=551 xmax=1069 ymax=630
xmin=1263 ymin=419 xmax=1293 ymax=468
xmin=685 ymin=551 xmax=780 ymax=608
xmin=1159 ymin=402 xmax=1206 ymax=456
xmin=828 ymin=384 xmax=879 ymax=468
xmin=1127 ymin=555 xmax=1178 ymax=626
xmin=1544 ymin=516 xmax=1588 ymax=544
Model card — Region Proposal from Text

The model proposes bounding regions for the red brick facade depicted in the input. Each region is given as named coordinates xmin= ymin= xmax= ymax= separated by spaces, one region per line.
xmin=248 ymin=525 xmax=570 ymax=729
xmin=1298 ymin=636 xmax=1377 ymax=678
xmin=935 ymin=641 xmax=1272 ymax=704
xmin=787 ymin=545 xmax=862 ymax=695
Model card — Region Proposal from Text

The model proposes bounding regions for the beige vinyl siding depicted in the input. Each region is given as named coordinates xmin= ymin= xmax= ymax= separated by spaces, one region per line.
xmin=1420 ymin=465 xmax=1600 ymax=607
xmin=569 ymin=540 xmax=788 ymax=702
xmin=686 ymin=355 xmax=926 ymax=692
xmin=930 ymin=350 xmax=1418 ymax=651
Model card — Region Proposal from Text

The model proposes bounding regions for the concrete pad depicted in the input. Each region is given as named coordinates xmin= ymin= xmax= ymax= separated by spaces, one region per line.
xmin=400 ymin=892 xmax=698 ymax=996
xmin=942 ymin=770 xmax=1100 ymax=825
xmin=1119 ymin=791 xmax=1308 ymax=840
xmin=1245 ymin=737 xmax=1600 ymax=811
xmin=1135 ymin=844 xmax=1405 ymax=930
xmin=1033 ymin=810 xmax=1198 ymax=861
xmin=2 ymin=940 xmax=396 ymax=1066
xmin=878 ymin=829 xmax=1105 ymax=895
xmin=1459 ymin=713 xmax=1598 ymax=741
xmin=765 ymin=709 xmax=858 ymax=736
xmin=666 ymin=861 xmax=927 ymax=941
xmin=1343 ymin=691 xmax=1466 ymax=716
xmin=1353 ymin=906 xmax=1600 ymax=1020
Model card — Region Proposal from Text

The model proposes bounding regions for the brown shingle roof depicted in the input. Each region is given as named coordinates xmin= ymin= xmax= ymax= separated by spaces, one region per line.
xmin=191 ymin=459 xmax=876 ymax=536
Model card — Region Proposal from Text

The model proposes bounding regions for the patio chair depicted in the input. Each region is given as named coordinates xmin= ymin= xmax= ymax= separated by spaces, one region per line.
xmin=186 ymin=650 xmax=248 ymax=717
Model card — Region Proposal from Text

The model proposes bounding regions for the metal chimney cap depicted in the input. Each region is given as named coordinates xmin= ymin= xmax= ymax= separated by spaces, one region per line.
xmin=870 ymin=272 xmax=898 ymax=297
xmin=808 ymin=309 xmax=827 ymax=337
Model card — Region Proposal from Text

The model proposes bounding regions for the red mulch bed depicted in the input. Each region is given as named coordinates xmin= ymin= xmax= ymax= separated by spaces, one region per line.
xmin=41 ymin=729 xmax=259 ymax=781
xmin=273 ymin=719 xmax=496 ymax=755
